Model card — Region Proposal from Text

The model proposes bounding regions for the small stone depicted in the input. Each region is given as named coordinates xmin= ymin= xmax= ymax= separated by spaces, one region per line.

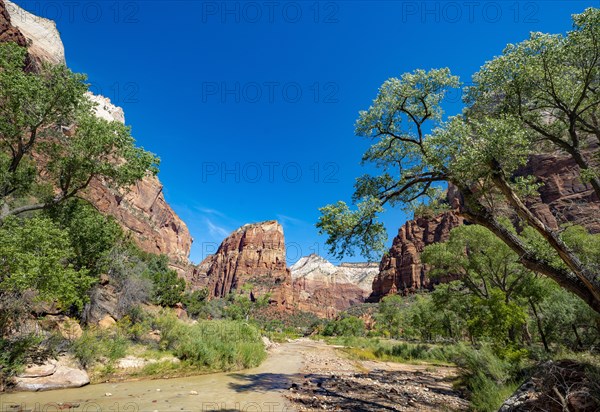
xmin=105 ymin=393 xmax=112 ymax=397
xmin=190 ymin=390 xmax=198 ymax=395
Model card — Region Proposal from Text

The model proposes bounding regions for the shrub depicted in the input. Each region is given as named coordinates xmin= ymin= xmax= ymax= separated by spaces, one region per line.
xmin=183 ymin=289 xmax=209 ymax=318
xmin=153 ymin=313 xmax=266 ymax=370
xmin=323 ymin=316 xmax=365 ymax=337
xmin=71 ymin=329 xmax=129 ymax=369
xmin=452 ymin=344 xmax=519 ymax=412
xmin=0 ymin=334 xmax=42 ymax=388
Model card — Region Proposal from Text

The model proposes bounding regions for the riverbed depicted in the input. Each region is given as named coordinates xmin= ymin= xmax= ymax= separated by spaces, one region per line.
xmin=0 ymin=340 xmax=309 ymax=412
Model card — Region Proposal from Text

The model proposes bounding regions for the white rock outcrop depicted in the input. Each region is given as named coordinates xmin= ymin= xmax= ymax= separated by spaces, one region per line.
xmin=4 ymin=0 xmax=65 ymax=65
xmin=15 ymin=356 xmax=89 ymax=391
xmin=291 ymin=254 xmax=378 ymax=292
xmin=86 ymin=92 xmax=126 ymax=124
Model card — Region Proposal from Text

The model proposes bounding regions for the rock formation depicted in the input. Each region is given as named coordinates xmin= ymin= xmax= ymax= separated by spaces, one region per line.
xmin=4 ymin=0 xmax=65 ymax=66
xmin=0 ymin=0 xmax=192 ymax=263
xmin=368 ymin=212 xmax=464 ymax=301
xmin=0 ymin=0 xmax=26 ymax=48
xmin=190 ymin=220 xmax=293 ymax=307
xmin=369 ymin=149 xmax=600 ymax=302
xmin=292 ymin=254 xmax=378 ymax=316
xmin=522 ymin=150 xmax=600 ymax=233
xmin=14 ymin=357 xmax=89 ymax=391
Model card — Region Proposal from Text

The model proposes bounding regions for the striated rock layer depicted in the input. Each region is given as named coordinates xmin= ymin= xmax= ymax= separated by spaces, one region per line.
xmin=522 ymin=150 xmax=600 ymax=233
xmin=368 ymin=212 xmax=464 ymax=302
xmin=0 ymin=0 xmax=192 ymax=263
xmin=369 ymin=149 xmax=600 ymax=302
xmin=190 ymin=220 xmax=293 ymax=307
xmin=292 ymin=254 xmax=378 ymax=316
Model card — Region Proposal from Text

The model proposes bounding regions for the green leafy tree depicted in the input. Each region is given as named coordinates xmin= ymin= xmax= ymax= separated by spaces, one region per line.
xmin=46 ymin=199 xmax=122 ymax=273
xmin=183 ymin=288 xmax=209 ymax=318
xmin=376 ymin=295 xmax=406 ymax=338
xmin=0 ymin=216 xmax=94 ymax=311
xmin=0 ymin=42 xmax=159 ymax=220
xmin=143 ymin=254 xmax=186 ymax=307
xmin=323 ymin=315 xmax=365 ymax=337
xmin=317 ymin=9 xmax=600 ymax=313
xmin=422 ymin=225 xmax=537 ymax=345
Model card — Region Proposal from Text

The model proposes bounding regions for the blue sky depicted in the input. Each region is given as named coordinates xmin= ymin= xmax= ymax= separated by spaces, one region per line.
xmin=13 ymin=0 xmax=599 ymax=264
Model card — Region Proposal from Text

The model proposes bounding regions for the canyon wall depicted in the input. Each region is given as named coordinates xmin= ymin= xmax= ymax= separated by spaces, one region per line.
xmin=189 ymin=220 xmax=294 ymax=308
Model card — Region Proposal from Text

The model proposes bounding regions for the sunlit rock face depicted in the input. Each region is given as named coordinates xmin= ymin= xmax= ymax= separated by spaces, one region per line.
xmin=4 ymin=0 xmax=65 ymax=66
xmin=0 ymin=0 xmax=193 ymax=264
xmin=368 ymin=212 xmax=464 ymax=302
xmin=291 ymin=254 xmax=378 ymax=316
xmin=190 ymin=220 xmax=294 ymax=307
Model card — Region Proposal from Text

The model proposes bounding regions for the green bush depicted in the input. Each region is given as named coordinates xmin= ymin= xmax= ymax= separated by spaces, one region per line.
xmin=71 ymin=329 xmax=129 ymax=368
xmin=153 ymin=313 xmax=266 ymax=370
xmin=323 ymin=316 xmax=365 ymax=337
xmin=452 ymin=344 xmax=519 ymax=412
xmin=183 ymin=289 xmax=209 ymax=318
xmin=0 ymin=335 xmax=42 ymax=387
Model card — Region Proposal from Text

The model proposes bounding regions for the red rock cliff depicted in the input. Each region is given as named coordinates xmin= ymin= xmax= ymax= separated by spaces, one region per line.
xmin=190 ymin=221 xmax=293 ymax=307
xmin=368 ymin=212 xmax=464 ymax=301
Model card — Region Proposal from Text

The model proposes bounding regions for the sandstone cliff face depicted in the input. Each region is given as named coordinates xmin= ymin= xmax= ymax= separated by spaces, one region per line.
xmin=190 ymin=221 xmax=293 ymax=307
xmin=0 ymin=0 xmax=192 ymax=263
xmin=4 ymin=0 xmax=65 ymax=66
xmin=291 ymin=254 xmax=378 ymax=316
xmin=522 ymin=150 xmax=600 ymax=234
xmin=368 ymin=212 xmax=464 ymax=302
xmin=370 ymin=149 xmax=600 ymax=302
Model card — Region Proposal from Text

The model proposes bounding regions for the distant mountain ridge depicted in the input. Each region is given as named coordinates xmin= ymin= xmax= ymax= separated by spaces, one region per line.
xmin=291 ymin=254 xmax=378 ymax=292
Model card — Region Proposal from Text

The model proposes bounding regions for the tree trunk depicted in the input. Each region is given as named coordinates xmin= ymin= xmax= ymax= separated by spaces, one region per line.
xmin=529 ymin=299 xmax=549 ymax=352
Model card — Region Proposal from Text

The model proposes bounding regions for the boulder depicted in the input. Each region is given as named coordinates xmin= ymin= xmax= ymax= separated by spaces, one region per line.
xmin=39 ymin=315 xmax=83 ymax=340
xmin=98 ymin=315 xmax=117 ymax=330
xmin=15 ymin=357 xmax=89 ymax=391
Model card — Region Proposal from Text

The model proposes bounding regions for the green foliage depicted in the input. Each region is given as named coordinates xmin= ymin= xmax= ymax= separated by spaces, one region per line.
xmin=317 ymin=198 xmax=387 ymax=260
xmin=317 ymin=8 xmax=600 ymax=314
xmin=0 ymin=216 xmax=94 ymax=310
xmin=45 ymin=199 xmax=122 ymax=273
xmin=44 ymin=110 xmax=159 ymax=197
xmin=101 ymin=247 xmax=183 ymax=309
xmin=452 ymin=344 xmax=520 ymax=412
xmin=70 ymin=328 xmax=128 ymax=369
xmin=375 ymin=295 xmax=406 ymax=338
xmin=0 ymin=334 xmax=43 ymax=387
xmin=183 ymin=289 xmax=209 ymax=318
xmin=222 ymin=291 xmax=271 ymax=321
xmin=323 ymin=316 xmax=365 ymax=337
xmin=422 ymin=224 xmax=537 ymax=345
xmin=142 ymin=255 xmax=186 ymax=307
xmin=0 ymin=42 xmax=159 ymax=221
xmin=154 ymin=313 xmax=266 ymax=370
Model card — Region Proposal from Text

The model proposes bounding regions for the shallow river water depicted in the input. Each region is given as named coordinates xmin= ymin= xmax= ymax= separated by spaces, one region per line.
xmin=0 ymin=341 xmax=309 ymax=412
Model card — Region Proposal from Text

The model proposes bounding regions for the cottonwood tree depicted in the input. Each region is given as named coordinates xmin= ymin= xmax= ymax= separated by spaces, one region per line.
xmin=0 ymin=42 xmax=159 ymax=220
xmin=317 ymin=8 xmax=600 ymax=313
